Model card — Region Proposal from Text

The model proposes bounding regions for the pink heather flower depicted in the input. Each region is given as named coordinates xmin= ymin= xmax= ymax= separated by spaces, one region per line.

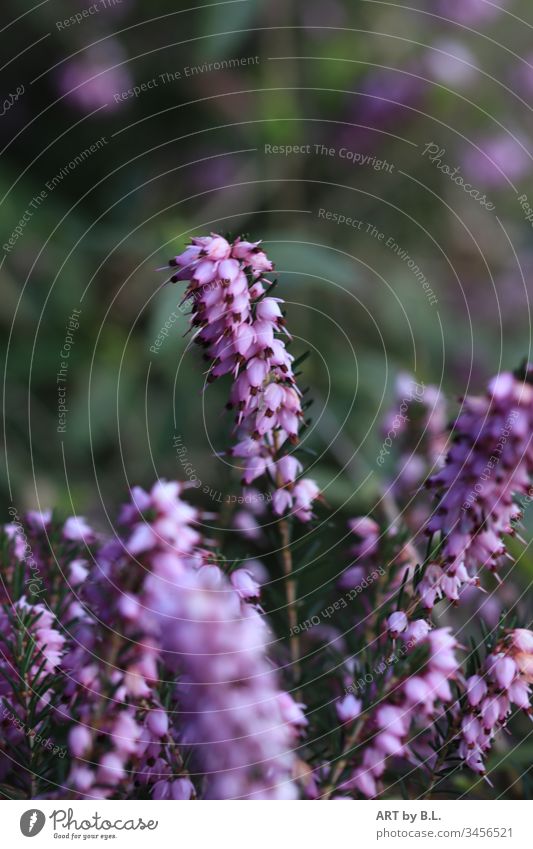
xmin=96 ymin=752 xmax=126 ymax=787
xmin=26 ymin=510 xmax=52 ymax=529
xmin=404 ymin=619 xmax=431 ymax=644
xmin=292 ymin=479 xmax=321 ymax=522
xmin=3 ymin=523 xmax=28 ymax=560
xmin=510 ymin=629 xmax=533 ymax=653
xmin=349 ymin=769 xmax=377 ymax=798
xmin=424 ymin=367 xmax=533 ymax=607
xmin=488 ymin=654 xmax=517 ymax=690
xmin=153 ymin=567 xmax=301 ymax=799
xmin=62 ymin=480 xmax=208 ymax=799
xmin=166 ymin=234 xmax=319 ymax=522
xmin=69 ymin=559 xmax=89 ymax=585
xmin=336 ymin=695 xmax=362 ymax=723
xmin=380 ymin=373 xmax=446 ymax=531
xmin=348 ymin=517 xmax=380 ymax=555
xmin=242 ymin=557 xmax=270 ymax=583
xmin=337 ymin=565 xmax=365 ymax=591
xmin=466 ymin=674 xmax=487 ymax=707
xmin=277 ymin=692 xmax=308 ymax=730
xmin=387 ymin=611 xmax=408 ymax=638
xmin=69 ymin=725 xmax=92 ymax=758
xmin=461 ymin=134 xmax=531 ymax=188
xmin=425 ymin=40 xmax=477 ymax=88
xmin=233 ymin=508 xmax=262 ymax=540
xmin=16 ymin=597 xmax=65 ymax=674
xmin=146 ymin=709 xmax=169 ymax=738
xmin=230 ymin=568 xmax=261 ymax=601
xmin=153 ymin=777 xmax=195 ymax=800
xmin=111 ymin=712 xmax=142 ymax=755
xmin=63 ymin=516 xmax=95 ymax=543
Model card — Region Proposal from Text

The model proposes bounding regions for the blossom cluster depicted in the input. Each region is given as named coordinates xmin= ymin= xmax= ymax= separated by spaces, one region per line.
xmin=167 ymin=234 xmax=319 ymax=521
xmin=157 ymin=567 xmax=303 ymax=799
xmin=0 ymin=481 xmax=303 ymax=800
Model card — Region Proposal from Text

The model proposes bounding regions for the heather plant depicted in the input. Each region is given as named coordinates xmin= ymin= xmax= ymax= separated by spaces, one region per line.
xmin=1 ymin=235 xmax=533 ymax=800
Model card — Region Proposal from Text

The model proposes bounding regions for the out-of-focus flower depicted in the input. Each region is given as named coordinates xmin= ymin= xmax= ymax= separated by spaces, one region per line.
xmin=436 ymin=0 xmax=508 ymax=26
xmin=63 ymin=516 xmax=95 ymax=542
xmin=154 ymin=567 xmax=302 ymax=799
xmin=336 ymin=695 xmax=362 ymax=723
xmin=57 ymin=43 xmax=132 ymax=112
xmin=425 ymin=40 xmax=478 ymax=88
xmin=461 ymin=133 xmax=531 ymax=188
xmin=387 ymin=611 xmax=408 ymax=638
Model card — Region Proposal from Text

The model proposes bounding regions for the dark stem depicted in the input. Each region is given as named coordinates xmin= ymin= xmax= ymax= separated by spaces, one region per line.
xmin=278 ymin=515 xmax=300 ymax=690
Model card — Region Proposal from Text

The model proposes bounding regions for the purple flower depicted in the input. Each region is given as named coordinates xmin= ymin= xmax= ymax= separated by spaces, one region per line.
xmin=436 ymin=0 xmax=508 ymax=25
xmin=230 ymin=568 xmax=261 ymax=601
xmin=387 ymin=611 xmax=408 ymax=638
xmin=63 ymin=516 xmax=95 ymax=543
xmin=336 ymin=695 xmax=362 ymax=723
xmin=461 ymin=134 xmax=531 ymax=188
xmin=57 ymin=43 xmax=132 ymax=113
xmin=167 ymin=235 xmax=319 ymax=521
xmin=425 ymin=40 xmax=477 ymax=88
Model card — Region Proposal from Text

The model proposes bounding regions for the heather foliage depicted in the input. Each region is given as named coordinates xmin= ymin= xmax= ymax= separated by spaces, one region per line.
xmin=1 ymin=236 xmax=533 ymax=800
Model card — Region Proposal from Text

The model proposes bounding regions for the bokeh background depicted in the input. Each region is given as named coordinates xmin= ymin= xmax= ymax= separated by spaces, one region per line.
xmin=2 ymin=0 xmax=533 ymax=799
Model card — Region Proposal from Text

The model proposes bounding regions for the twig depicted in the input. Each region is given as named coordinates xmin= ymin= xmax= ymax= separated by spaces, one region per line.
xmin=278 ymin=515 xmax=300 ymax=688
